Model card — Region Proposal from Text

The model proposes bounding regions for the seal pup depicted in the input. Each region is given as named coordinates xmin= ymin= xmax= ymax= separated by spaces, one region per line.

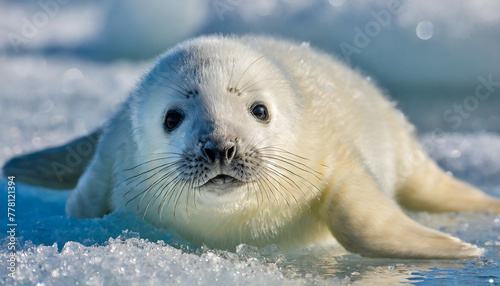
xmin=4 ymin=35 xmax=500 ymax=259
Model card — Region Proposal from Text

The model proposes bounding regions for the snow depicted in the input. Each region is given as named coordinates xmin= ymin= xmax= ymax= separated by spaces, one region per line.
xmin=1 ymin=0 xmax=500 ymax=285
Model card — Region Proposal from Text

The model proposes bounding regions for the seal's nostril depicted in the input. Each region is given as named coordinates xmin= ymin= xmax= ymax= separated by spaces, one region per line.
xmin=203 ymin=147 xmax=216 ymax=163
xmin=226 ymin=145 xmax=236 ymax=163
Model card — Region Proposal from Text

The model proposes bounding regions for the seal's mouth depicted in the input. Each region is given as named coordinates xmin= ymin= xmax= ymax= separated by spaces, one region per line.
xmin=200 ymin=174 xmax=244 ymax=191
xmin=207 ymin=174 xmax=238 ymax=185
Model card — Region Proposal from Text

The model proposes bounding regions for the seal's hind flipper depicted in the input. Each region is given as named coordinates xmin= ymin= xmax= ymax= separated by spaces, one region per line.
xmin=321 ymin=165 xmax=483 ymax=259
xmin=396 ymin=158 xmax=500 ymax=213
xmin=2 ymin=130 xmax=101 ymax=190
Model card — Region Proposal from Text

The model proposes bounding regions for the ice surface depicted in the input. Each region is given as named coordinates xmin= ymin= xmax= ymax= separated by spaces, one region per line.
xmin=1 ymin=0 xmax=500 ymax=285
xmin=2 ymin=236 xmax=298 ymax=285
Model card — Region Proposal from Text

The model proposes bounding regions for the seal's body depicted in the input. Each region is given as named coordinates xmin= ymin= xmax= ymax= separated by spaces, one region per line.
xmin=5 ymin=36 xmax=500 ymax=259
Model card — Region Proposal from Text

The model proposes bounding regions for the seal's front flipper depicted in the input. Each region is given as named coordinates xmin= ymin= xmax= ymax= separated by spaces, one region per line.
xmin=2 ymin=130 xmax=101 ymax=190
xmin=321 ymin=168 xmax=483 ymax=259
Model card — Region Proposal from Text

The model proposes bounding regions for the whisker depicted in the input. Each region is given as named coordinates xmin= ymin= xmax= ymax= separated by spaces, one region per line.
xmin=258 ymin=146 xmax=325 ymax=175
xmin=163 ymin=61 xmax=193 ymax=92
xmin=159 ymin=83 xmax=189 ymax=98
xmin=227 ymin=58 xmax=235 ymax=89
xmin=145 ymin=169 xmax=182 ymax=217
xmin=142 ymin=173 xmax=174 ymax=218
xmin=157 ymin=175 xmax=181 ymax=223
xmin=240 ymin=77 xmax=281 ymax=93
xmin=136 ymin=164 xmax=182 ymax=210
xmin=238 ymin=88 xmax=262 ymax=94
xmin=113 ymin=154 xmax=179 ymax=176
xmin=251 ymin=180 xmax=261 ymax=207
xmin=136 ymin=176 xmax=169 ymax=212
xmin=259 ymin=167 xmax=298 ymax=206
xmin=118 ymin=160 xmax=180 ymax=188
xmin=258 ymin=146 xmax=313 ymax=161
xmin=246 ymin=136 xmax=273 ymax=153
xmin=133 ymin=161 xmax=180 ymax=188
xmin=193 ymin=175 xmax=202 ymax=209
xmin=120 ymin=164 xmax=169 ymax=189
xmin=164 ymin=60 xmax=198 ymax=94
xmin=254 ymin=173 xmax=270 ymax=206
xmin=244 ymin=172 xmax=252 ymax=201
xmin=174 ymin=177 xmax=192 ymax=218
xmin=186 ymin=175 xmax=198 ymax=213
xmin=124 ymin=165 xmax=180 ymax=207
xmin=263 ymin=159 xmax=321 ymax=195
xmin=260 ymin=161 xmax=311 ymax=207
xmin=259 ymin=154 xmax=323 ymax=181
xmin=256 ymin=171 xmax=282 ymax=206
xmin=160 ymin=173 xmax=185 ymax=217
xmin=158 ymin=73 xmax=191 ymax=95
xmin=235 ymin=55 xmax=267 ymax=89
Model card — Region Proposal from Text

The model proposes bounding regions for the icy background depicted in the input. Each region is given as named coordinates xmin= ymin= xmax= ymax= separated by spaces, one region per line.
xmin=1 ymin=0 xmax=500 ymax=285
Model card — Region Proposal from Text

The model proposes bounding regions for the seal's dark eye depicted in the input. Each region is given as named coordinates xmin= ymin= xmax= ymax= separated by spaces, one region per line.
xmin=251 ymin=104 xmax=269 ymax=123
xmin=164 ymin=110 xmax=184 ymax=131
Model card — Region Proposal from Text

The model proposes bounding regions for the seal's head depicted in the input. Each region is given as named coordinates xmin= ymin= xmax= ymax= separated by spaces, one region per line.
xmin=121 ymin=37 xmax=322 ymax=247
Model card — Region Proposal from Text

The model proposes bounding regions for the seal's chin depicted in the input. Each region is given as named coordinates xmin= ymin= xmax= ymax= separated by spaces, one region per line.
xmin=201 ymin=174 xmax=244 ymax=195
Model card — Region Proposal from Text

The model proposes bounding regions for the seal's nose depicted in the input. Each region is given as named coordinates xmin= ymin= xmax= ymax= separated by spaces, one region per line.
xmin=201 ymin=140 xmax=236 ymax=165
